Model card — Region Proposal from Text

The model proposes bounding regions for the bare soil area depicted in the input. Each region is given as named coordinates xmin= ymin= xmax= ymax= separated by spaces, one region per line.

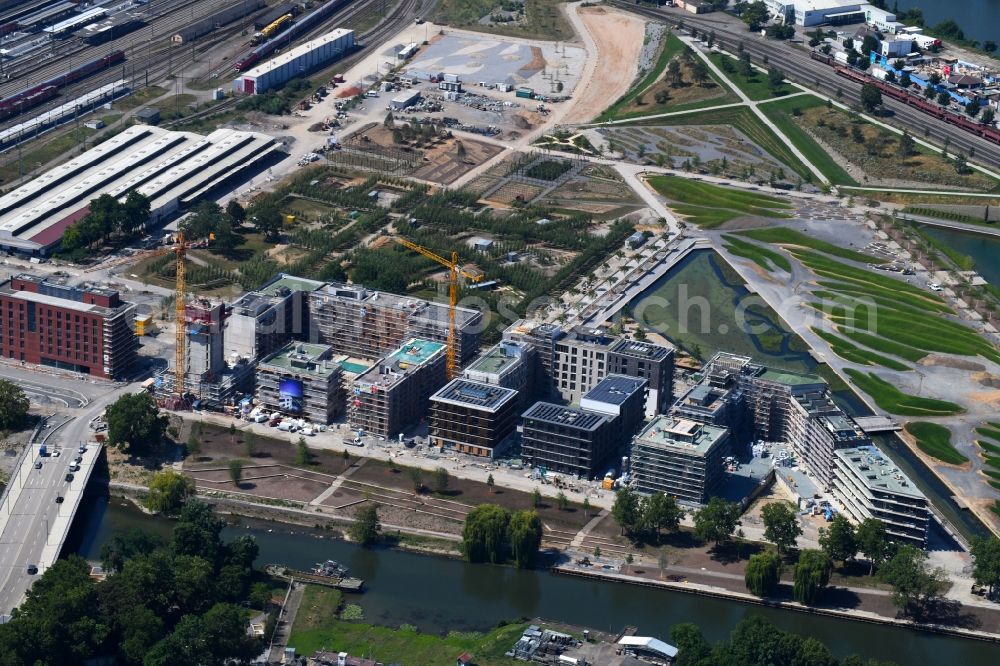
xmin=561 ymin=6 xmax=646 ymax=124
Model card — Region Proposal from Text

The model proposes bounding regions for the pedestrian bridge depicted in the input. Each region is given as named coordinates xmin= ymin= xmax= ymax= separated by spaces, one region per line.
xmin=854 ymin=416 xmax=902 ymax=433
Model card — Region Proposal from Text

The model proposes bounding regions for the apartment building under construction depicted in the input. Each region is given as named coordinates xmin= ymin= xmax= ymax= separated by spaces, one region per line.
xmin=308 ymin=282 xmax=482 ymax=365
xmin=349 ymin=338 xmax=447 ymax=437
xmin=429 ymin=379 xmax=520 ymax=458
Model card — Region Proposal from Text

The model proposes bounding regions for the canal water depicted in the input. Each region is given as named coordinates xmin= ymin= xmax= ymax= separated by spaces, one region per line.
xmin=68 ymin=496 xmax=997 ymax=665
xmin=922 ymin=226 xmax=1000 ymax=289
xmin=894 ymin=0 xmax=1000 ymax=45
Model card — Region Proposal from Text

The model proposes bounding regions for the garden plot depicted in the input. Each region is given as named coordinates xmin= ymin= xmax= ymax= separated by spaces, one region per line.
xmin=599 ymin=124 xmax=789 ymax=178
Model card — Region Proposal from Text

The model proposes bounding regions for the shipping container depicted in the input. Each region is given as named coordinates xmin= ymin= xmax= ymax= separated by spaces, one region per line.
xmin=515 ymin=87 xmax=534 ymax=99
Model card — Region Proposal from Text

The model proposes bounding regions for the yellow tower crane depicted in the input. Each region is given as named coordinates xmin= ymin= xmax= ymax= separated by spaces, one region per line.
xmin=174 ymin=231 xmax=187 ymax=396
xmin=394 ymin=237 xmax=482 ymax=379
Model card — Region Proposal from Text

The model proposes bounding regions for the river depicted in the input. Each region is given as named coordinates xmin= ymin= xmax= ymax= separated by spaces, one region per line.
xmin=66 ymin=496 xmax=997 ymax=665
xmin=922 ymin=225 xmax=1000 ymax=289
xmin=893 ymin=0 xmax=1000 ymax=45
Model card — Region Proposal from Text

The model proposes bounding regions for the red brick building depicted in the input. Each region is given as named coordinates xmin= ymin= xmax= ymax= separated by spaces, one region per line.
xmin=0 ymin=273 xmax=138 ymax=379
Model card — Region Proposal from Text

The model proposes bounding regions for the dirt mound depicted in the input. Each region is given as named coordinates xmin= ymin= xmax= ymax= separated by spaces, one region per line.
xmin=918 ymin=355 xmax=985 ymax=371
xmin=337 ymin=86 xmax=360 ymax=98
xmin=972 ymin=372 xmax=1000 ymax=389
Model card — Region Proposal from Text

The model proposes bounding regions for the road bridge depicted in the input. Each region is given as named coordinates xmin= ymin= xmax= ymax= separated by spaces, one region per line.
xmin=854 ymin=416 xmax=903 ymax=433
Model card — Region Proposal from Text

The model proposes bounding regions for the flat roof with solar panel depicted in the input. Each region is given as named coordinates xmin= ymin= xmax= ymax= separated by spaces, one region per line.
xmin=431 ymin=379 xmax=518 ymax=412
xmin=581 ymin=374 xmax=646 ymax=407
xmin=610 ymin=337 xmax=672 ymax=360
xmin=521 ymin=402 xmax=607 ymax=431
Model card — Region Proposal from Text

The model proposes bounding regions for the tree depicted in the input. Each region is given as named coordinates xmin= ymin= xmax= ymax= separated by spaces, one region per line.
xmin=462 ymin=504 xmax=511 ymax=564
xmin=432 ymin=466 xmax=450 ymax=494
xmin=225 ymin=200 xmax=246 ymax=224
xmin=741 ymin=0 xmax=769 ymax=31
xmin=244 ymin=431 xmax=256 ymax=457
xmin=228 ymin=459 xmax=244 ymax=486
xmin=296 ymin=437 xmax=310 ymax=466
xmin=818 ymin=513 xmax=857 ymax=565
xmin=970 ymin=536 xmax=1000 ymax=598
xmin=793 ymin=549 xmax=832 ymax=605
xmin=100 ymin=528 xmax=165 ymax=573
xmin=923 ymin=84 xmax=935 ymax=99
xmin=982 ymin=108 xmax=996 ymax=125
xmin=654 ymin=89 xmax=670 ymax=105
xmin=878 ymin=544 xmax=949 ymax=616
xmin=761 ymin=501 xmax=802 ymax=554
xmin=350 ymin=503 xmax=382 ymax=546
xmin=556 ymin=490 xmax=569 ymax=511
xmin=667 ymin=59 xmax=683 ymax=88
xmin=106 ymin=392 xmax=168 ymax=454
xmin=172 ymin=501 xmax=225 ymax=563
xmin=900 ymin=70 xmax=911 ymax=88
xmin=410 ymin=467 xmax=424 ymax=493
xmin=486 ymin=473 xmax=495 ymax=493
xmin=745 ymin=550 xmax=783 ymax=597
xmin=0 ymin=379 xmax=30 ymax=430
xmin=611 ymin=486 xmax=642 ymax=536
xmin=965 ymin=99 xmax=981 ymax=118
xmin=186 ymin=432 xmax=201 ymax=459
xmin=897 ymin=130 xmax=916 ymax=157
xmin=251 ymin=205 xmax=283 ymax=239
xmin=145 ymin=469 xmax=195 ymax=514
xmin=860 ymin=82 xmax=882 ymax=112
xmin=984 ymin=40 xmax=998 ymax=52
xmin=508 ymin=510 xmax=543 ymax=568
xmin=851 ymin=124 xmax=865 ymax=143
xmin=690 ymin=60 xmax=709 ymax=86
xmin=693 ymin=497 xmax=741 ymax=548
xmin=640 ymin=492 xmax=683 ymax=542
xmin=531 ymin=487 xmax=543 ymax=508
xmin=937 ymin=90 xmax=952 ymax=106
xmin=582 ymin=496 xmax=591 ymax=517
xmin=767 ymin=67 xmax=785 ymax=91
xmin=670 ymin=623 xmax=712 ymax=666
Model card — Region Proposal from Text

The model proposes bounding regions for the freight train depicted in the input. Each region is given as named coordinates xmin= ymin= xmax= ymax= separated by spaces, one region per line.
xmin=810 ymin=51 xmax=1000 ymax=147
xmin=235 ymin=0 xmax=353 ymax=71
xmin=251 ymin=13 xmax=293 ymax=45
xmin=0 ymin=50 xmax=125 ymax=120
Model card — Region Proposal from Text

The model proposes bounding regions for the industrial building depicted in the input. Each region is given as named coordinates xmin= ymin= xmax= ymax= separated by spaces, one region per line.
xmin=309 ymin=282 xmax=482 ymax=366
xmin=0 ymin=273 xmax=138 ymax=379
xmin=631 ymin=416 xmax=731 ymax=504
xmin=390 ymin=90 xmax=421 ymax=110
xmin=428 ymin=379 xmax=519 ymax=457
xmin=78 ymin=15 xmax=146 ymax=45
xmin=0 ymin=125 xmax=279 ymax=255
xmin=172 ymin=0 xmax=265 ymax=43
xmin=349 ymin=339 xmax=447 ymax=438
xmin=832 ymin=446 xmax=929 ymax=547
xmin=226 ymin=273 xmax=325 ymax=362
xmin=521 ymin=375 xmax=647 ymax=479
xmin=257 ymin=342 xmax=345 ymax=424
xmin=233 ymin=28 xmax=355 ymax=95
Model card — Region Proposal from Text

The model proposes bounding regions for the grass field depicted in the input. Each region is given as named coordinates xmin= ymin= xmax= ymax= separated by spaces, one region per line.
xmin=905 ymin=422 xmax=968 ymax=465
xmin=289 ymin=583 xmax=527 ymax=665
xmin=432 ymin=0 xmax=573 ymax=41
xmin=647 ymin=175 xmax=793 ymax=227
xmin=707 ymin=53 xmax=792 ymax=101
xmin=758 ymin=95 xmax=857 ymax=187
xmin=637 ymin=106 xmax=812 ymax=181
xmin=844 ymin=369 xmax=964 ymax=416
xmin=812 ymin=328 xmax=910 ymax=371
xmin=738 ymin=227 xmax=885 ymax=264
xmin=722 ymin=234 xmax=792 ymax=272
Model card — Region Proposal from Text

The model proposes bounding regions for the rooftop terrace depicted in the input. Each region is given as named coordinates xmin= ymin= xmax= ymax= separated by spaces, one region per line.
xmin=465 ymin=342 xmax=526 ymax=376
xmin=260 ymin=342 xmax=339 ymax=378
xmin=431 ymin=379 xmax=518 ymax=411
xmin=258 ymin=274 xmax=325 ymax=297
xmin=634 ymin=415 xmax=729 ymax=456
xmin=835 ymin=445 xmax=924 ymax=498
xmin=756 ymin=368 xmax=824 ymax=387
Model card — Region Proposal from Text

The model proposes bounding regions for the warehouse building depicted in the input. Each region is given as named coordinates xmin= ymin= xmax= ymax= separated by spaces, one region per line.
xmin=349 ymin=339 xmax=447 ymax=438
xmin=428 ymin=379 xmax=519 ymax=457
xmin=257 ymin=342 xmax=345 ymax=424
xmin=764 ymin=0 xmax=870 ymax=26
xmin=233 ymin=28 xmax=355 ymax=95
xmin=172 ymin=0 xmax=265 ymax=43
xmin=832 ymin=446 xmax=929 ymax=547
xmin=0 ymin=273 xmax=138 ymax=379
xmin=0 ymin=125 xmax=279 ymax=255
xmin=631 ymin=416 xmax=731 ymax=505
xmin=390 ymin=90 xmax=421 ymax=110
xmin=309 ymin=282 xmax=482 ymax=366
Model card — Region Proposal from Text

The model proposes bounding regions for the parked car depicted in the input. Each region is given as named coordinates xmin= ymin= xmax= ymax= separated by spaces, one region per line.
xmin=26 ymin=565 xmax=37 ymax=575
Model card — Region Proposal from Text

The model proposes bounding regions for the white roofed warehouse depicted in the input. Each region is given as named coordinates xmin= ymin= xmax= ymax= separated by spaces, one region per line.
xmin=234 ymin=28 xmax=355 ymax=95
xmin=0 ymin=125 xmax=280 ymax=255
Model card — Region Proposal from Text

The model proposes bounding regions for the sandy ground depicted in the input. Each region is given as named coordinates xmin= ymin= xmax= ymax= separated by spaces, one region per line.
xmin=561 ymin=6 xmax=646 ymax=124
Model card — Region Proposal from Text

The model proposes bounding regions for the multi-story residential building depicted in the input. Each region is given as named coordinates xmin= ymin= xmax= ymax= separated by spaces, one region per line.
xmin=0 ymin=273 xmax=137 ymax=379
xmin=551 ymin=327 xmax=616 ymax=405
xmin=309 ymin=282 xmax=482 ymax=365
xmin=428 ymin=379 xmax=519 ymax=458
xmin=257 ymin=342 xmax=345 ymax=424
xmin=608 ymin=338 xmax=675 ymax=416
xmin=631 ymin=415 xmax=731 ymax=504
xmin=832 ymin=445 xmax=929 ymax=547
xmin=579 ymin=374 xmax=648 ymax=445
xmin=461 ymin=340 xmax=536 ymax=408
xmin=787 ymin=390 xmax=870 ymax=487
xmin=672 ymin=383 xmax=751 ymax=444
xmin=349 ymin=338 xmax=447 ymax=437
xmin=226 ymin=273 xmax=323 ymax=361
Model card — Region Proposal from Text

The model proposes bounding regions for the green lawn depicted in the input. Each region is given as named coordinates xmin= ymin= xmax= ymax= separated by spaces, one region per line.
xmin=905 ymin=422 xmax=968 ymax=465
xmin=722 ymin=235 xmax=792 ymax=272
xmin=648 ymin=175 xmax=792 ymax=215
xmin=637 ymin=106 xmax=813 ymax=181
xmin=835 ymin=328 xmax=927 ymax=363
xmin=738 ymin=227 xmax=885 ymax=264
xmin=812 ymin=328 xmax=910 ymax=371
xmin=670 ymin=205 xmax=743 ymax=228
xmin=789 ymin=250 xmax=945 ymax=302
xmin=976 ymin=427 xmax=1000 ymax=444
xmin=844 ymin=369 xmax=965 ymax=417
xmin=707 ymin=53 xmax=792 ymax=101
xmin=758 ymin=95 xmax=857 ymax=187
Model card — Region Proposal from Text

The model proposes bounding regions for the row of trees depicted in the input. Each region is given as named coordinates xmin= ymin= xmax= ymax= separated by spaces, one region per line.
xmin=60 ymin=192 xmax=151 ymax=259
xmin=0 ymin=502 xmax=265 ymax=665
xmin=612 ymin=487 xmax=685 ymax=543
xmin=462 ymin=504 xmax=543 ymax=568
xmin=0 ymin=379 xmax=30 ymax=431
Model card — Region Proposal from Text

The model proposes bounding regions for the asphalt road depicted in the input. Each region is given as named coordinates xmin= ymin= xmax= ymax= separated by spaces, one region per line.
xmin=0 ymin=441 xmax=78 ymax=615
xmin=611 ymin=3 xmax=1000 ymax=170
